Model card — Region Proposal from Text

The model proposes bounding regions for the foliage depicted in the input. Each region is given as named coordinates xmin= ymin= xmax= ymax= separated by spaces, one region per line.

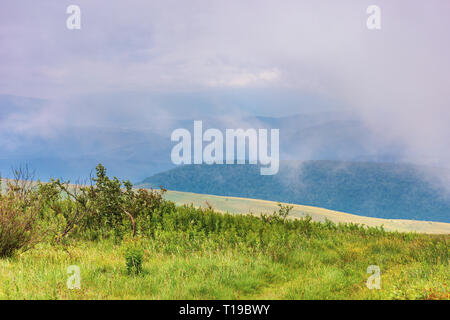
xmin=36 ymin=164 xmax=168 ymax=241
xmin=124 ymin=244 xmax=144 ymax=275
xmin=261 ymin=203 xmax=294 ymax=223
xmin=0 ymin=163 xmax=448 ymax=300
xmin=142 ymin=161 xmax=450 ymax=222
xmin=0 ymin=168 xmax=43 ymax=257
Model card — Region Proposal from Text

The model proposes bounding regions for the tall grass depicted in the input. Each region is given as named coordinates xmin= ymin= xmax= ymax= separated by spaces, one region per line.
xmin=0 ymin=164 xmax=448 ymax=299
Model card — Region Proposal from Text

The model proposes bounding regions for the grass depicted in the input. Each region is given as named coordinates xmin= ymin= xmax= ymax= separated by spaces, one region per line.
xmin=0 ymin=223 xmax=448 ymax=300
xmin=163 ymin=190 xmax=450 ymax=234
xmin=0 ymin=165 xmax=448 ymax=300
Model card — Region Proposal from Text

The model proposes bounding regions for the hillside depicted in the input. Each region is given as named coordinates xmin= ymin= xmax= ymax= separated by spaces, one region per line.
xmin=140 ymin=161 xmax=450 ymax=223
xmin=0 ymin=94 xmax=406 ymax=182
xmin=162 ymin=190 xmax=450 ymax=234
xmin=1 ymin=163 xmax=448 ymax=300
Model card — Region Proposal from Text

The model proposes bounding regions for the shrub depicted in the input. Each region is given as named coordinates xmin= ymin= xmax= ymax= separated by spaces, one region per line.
xmin=261 ymin=203 xmax=293 ymax=224
xmin=0 ymin=193 xmax=42 ymax=258
xmin=125 ymin=245 xmax=144 ymax=275
xmin=83 ymin=164 xmax=168 ymax=239
xmin=37 ymin=164 xmax=168 ymax=241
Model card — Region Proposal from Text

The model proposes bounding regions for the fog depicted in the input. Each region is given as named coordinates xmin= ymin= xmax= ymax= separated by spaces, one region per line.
xmin=1 ymin=1 xmax=449 ymax=187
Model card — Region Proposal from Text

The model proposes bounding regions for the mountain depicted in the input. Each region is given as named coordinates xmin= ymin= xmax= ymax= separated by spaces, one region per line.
xmin=0 ymin=93 xmax=407 ymax=181
xmin=140 ymin=161 xmax=450 ymax=223
xmin=0 ymin=95 xmax=175 ymax=181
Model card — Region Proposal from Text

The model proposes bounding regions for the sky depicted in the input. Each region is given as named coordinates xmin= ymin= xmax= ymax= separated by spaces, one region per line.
xmin=1 ymin=1 xmax=450 ymax=183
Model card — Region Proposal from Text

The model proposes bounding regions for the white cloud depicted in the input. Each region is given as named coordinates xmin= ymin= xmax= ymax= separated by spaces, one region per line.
xmin=1 ymin=0 xmax=450 ymax=179
xmin=207 ymin=68 xmax=281 ymax=87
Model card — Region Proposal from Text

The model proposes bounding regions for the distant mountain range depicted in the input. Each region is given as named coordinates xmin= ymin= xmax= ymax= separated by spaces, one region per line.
xmin=140 ymin=161 xmax=450 ymax=223
xmin=3 ymin=94 xmax=449 ymax=222
xmin=0 ymin=94 xmax=408 ymax=181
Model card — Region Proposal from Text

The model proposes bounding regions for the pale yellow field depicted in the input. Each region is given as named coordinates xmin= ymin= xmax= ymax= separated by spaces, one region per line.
xmin=164 ymin=190 xmax=450 ymax=234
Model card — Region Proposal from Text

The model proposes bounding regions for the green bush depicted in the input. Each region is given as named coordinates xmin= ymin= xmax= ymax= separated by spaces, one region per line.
xmin=37 ymin=164 xmax=168 ymax=241
xmin=0 ymin=184 xmax=43 ymax=258
xmin=2 ymin=163 xmax=442 ymax=267
xmin=124 ymin=245 xmax=144 ymax=275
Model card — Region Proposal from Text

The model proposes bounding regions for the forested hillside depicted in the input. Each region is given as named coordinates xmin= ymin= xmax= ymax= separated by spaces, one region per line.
xmin=142 ymin=161 xmax=450 ymax=223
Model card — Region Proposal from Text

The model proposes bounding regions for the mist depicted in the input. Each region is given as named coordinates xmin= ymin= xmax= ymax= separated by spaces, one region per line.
xmin=1 ymin=0 xmax=449 ymax=189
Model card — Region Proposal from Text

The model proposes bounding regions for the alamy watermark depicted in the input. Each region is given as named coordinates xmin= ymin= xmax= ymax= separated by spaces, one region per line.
xmin=65 ymin=4 xmax=381 ymax=31
xmin=65 ymin=5 xmax=381 ymax=31
xmin=171 ymin=121 xmax=279 ymax=175
xmin=67 ymin=265 xmax=81 ymax=290
xmin=366 ymin=265 xmax=381 ymax=290
xmin=367 ymin=5 xmax=381 ymax=30
xmin=66 ymin=5 xmax=81 ymax=30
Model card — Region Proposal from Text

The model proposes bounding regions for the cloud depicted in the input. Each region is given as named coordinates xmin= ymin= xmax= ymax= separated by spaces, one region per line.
xmin=207 ymin=68 xmax=281 ymax=87
xmin=1 ymin=0 xmax=450 ymax=191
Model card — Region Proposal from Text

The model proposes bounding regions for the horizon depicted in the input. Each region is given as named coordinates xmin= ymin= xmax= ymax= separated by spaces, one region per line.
xmin=1 ymin=1 xmax=450 ymax=212
xmin=0 ymin=1 xmax=449 ymax=303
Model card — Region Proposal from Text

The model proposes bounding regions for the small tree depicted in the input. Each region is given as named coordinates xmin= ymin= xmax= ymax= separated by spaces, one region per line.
xmin=82 ymin=164 xmax=166 ymax=238
xmin=261 ymin=203 xmax=293 ymax=223
xmin=0 ymin=167 xmax=43 ymax=258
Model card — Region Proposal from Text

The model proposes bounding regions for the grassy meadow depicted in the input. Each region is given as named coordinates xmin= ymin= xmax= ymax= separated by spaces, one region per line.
xmin=163 ymin=190 xmax=450 ymax=234
xmin=0 ymin=165 xmax=448 ymax=300
xmin=0 ymin=231 xmax=448 ymax=299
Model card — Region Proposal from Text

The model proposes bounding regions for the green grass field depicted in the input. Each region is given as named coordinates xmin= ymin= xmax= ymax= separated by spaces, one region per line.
xmin=163 ymin=190 xmax=450 ymax=234
xmin=0 ymin=167 xmax=448 ymax=300
xmin=1 ymin=229 xmax=448 ymax=299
